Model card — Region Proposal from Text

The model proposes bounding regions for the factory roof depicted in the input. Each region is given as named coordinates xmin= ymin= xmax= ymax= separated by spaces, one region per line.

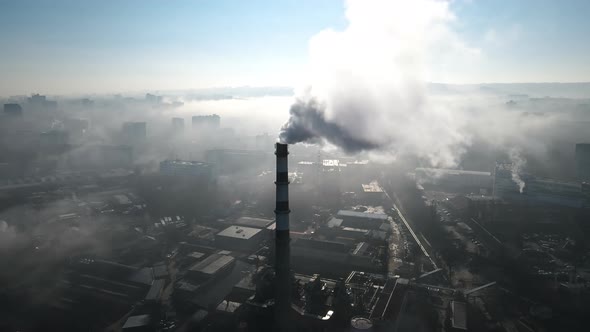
xmin=362 ymin=182 xmax=384 ymax=193
xmin=337 ymin=210 xmax=388 ymax=221
xmin=122 ymin=314 xmax=151 ymax=329
xmin=153 ymin=264 xmax=168 ymax=279
xmin=75 ymin=259 xmax=154 ymax=286
xmin=176 ymin=281 xmax=199 ymax=293
xmin=235 ymin=216 xmax=274 ymax=229
xmin=113 ymin=194 xmax=132 ymax=205
xmin=217 ymin=225 xmax=262 ymax=240
xmin=189 ymin=254 xmax=235 ymax=276
xmin=161 ymin=159 xmax=210 ymax=167
xmin=327 ymin=217 xmax=343 ymax=228
xmin=145 ymin=279 xmax=165 ymax=301
xmin=351 ymin=317 xmax=373 ymax=330
xmin=294 ymin=238 xmax=351 ymax=252
xmin=216 ymin=300 xmax=242 ymax=313
xmin=206 ymin=149 xmax=266 ymax=155
xmin=351 ymin=242 xmax=370 ymax=256
xmin=187 ymin=251 xmax=206 ymax=260
xmin=341 ymin=227 xmax=370 ymax=234
xmin=346 ymin=160 xmax=369 ymax=165
xmin=416 ymin=167 xmax=491 ymax=176
xmin=323 ymin=159 xmax=340 ymax=167
xmin=128 ymin=267 xmax=155 ymax=286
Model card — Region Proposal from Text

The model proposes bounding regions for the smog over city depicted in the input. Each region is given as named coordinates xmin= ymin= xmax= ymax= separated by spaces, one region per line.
xmin=1 ymin=1 xmax=590 ymax=331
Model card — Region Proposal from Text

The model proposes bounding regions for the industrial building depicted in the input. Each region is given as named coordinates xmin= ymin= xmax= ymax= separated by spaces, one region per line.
xmin=215 ymin=225 xmax=264 ymax=251
xmin=122 ymin=122 xmax=146 ymax=143
xmin=205 ymin=149 xmax=270 ymax=175
xmin=66 ymin=144 xmax=133 ymax=170
xmin=234 ymin=216 xmax=275 ymax=229
xmin=159 ymin=159 xmax=213 ymax=178
xmin=172 ymin=117 xmax=185 ymax=132
xmin=187 ymin=253 xmax=236 ymax=281
xmin=122 ymin=314 xmax=152 ymax=332
xmin=291 ymin=238 xmax=383 ymax=276
xmin=362 ymin=181 xmax=384 ymax=193
xmin=493 ymin=163 xmax=586 ymax=208
xmin=70 ymin=258 xmax=155 ymax=290
xmin=40 ymin=130 xmax=69 ymax=148
xmin=192 ymin=114 xmax=220 ymax=129
xmin=415 ymin=167 xmax=493 ymax=194
xmin=3 ymin=103 xmax=22 ymax=116
xmin=336 ymin=210 xmax=389 ymax=230
xmin=575 ymin=143 xmax=590 ymax=182
xmin=27 ymin=93 xmax=58 ymax=110
xmin=360 ymin=181 xmax=387 ymax=204
xmin=55 ymin=257 xmax=156 ymax=325
xmin=144 ymin=279 xmax=165 ymax=303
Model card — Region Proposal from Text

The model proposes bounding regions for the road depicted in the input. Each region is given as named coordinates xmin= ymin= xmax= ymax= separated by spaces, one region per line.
xmin=383 ymin=188 xmax=439 ymax=270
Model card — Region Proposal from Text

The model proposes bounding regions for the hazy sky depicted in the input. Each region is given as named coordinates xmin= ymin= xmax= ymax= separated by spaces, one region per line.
xmin=1 ymin=0 xmax=589 ymax=95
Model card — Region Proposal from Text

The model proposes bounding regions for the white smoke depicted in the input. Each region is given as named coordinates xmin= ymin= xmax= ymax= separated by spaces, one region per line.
xmin=508 ymin=148 xmax=526 ymax=193
xmin=280 ymin=0 xmax=480 ymax=167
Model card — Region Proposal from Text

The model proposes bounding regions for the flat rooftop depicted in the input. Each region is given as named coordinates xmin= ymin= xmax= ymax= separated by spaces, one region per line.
xmin=362 ymin=182 xmax=384 ymax=193
xmin=188 ymin=251 xmax=206 ymax=260
xmin=337 ymin=210 xmax=388 ymax=221
xmin=323 ymin=159 xmax=340 ymax=167
xmin=161 ymin=159 xmax=209 ymax=167
xmin=217 ymin=225 xmax=262 ymax=240
xmin=327 ymin=217 xmax=343 ymax=228
xmin=235 ymin=216 xmax=274 ymax=229
xmin=122 ymin=314 xmax=150 ymax=329
xmin=189 ymin=254 xmax=235 ymax=276
xmin=416 ymin=167 xmax=491 ymax=176
xmin=145 ymin=279 xmax=165 ymax=301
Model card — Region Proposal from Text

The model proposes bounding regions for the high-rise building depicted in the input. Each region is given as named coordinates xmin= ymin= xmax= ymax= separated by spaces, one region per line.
xmin=145 ymin=93 xmax=162 ymax=103
xmin=575 ymin=143 xmax=590 ymax=182
xmin=67 ymin=145 xmax=132 ymax=170
xmin=27 ymin=94 xmax=57 ymax=110
xmin=204 ymin=149 xmax=270 ymax=175
xmin=28 ymin=94 xmax=47 ymax=104
xmin=3 ymin=103 xmax=23 ymax=117
xmin=192 ymin=114 xmax=220 ymax=130
xmin=172 ymin=117 xmax=185 ymax=132
xmin=40 ymin=130 xmax=69 ymax=149
xmin=122 ymin=122 xmax=146 ymax=144
xmin=159 ymin=159 xmax=213 ymax=180
xmin=64 ymin=118 xmax=89 ymax=139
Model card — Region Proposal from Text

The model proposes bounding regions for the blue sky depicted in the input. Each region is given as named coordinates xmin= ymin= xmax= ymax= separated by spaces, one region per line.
xmin=0 ymin=0 xmax=589 ymax=95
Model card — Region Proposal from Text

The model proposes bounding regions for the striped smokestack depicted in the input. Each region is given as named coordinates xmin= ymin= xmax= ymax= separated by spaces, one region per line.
xmin=274 ymin=142 xmax=291 ymax=330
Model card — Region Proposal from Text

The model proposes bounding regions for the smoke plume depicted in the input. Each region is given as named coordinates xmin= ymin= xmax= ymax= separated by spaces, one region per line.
xmin=280 ymin=95 xmax=379 ymax=153
xmin=278 ymin=0 xmax=590 ymax=180
xmin=279 ymin=0 xmax=479 ymax=167
xmin=508 ymin=148 xmax=527 ymax=193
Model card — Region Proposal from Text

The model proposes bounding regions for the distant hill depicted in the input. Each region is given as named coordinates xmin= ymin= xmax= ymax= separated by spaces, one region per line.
xmin=428 ymin=82 xmax=590 ymax=98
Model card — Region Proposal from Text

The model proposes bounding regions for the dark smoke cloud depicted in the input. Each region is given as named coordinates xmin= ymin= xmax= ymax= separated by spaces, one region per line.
xmin=279 ymin=96 xmax=379 ymax=153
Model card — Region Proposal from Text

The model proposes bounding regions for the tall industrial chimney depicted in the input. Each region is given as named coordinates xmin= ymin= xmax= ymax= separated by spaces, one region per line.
xmin=274 ymin=142 xmax=291 ymax=330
